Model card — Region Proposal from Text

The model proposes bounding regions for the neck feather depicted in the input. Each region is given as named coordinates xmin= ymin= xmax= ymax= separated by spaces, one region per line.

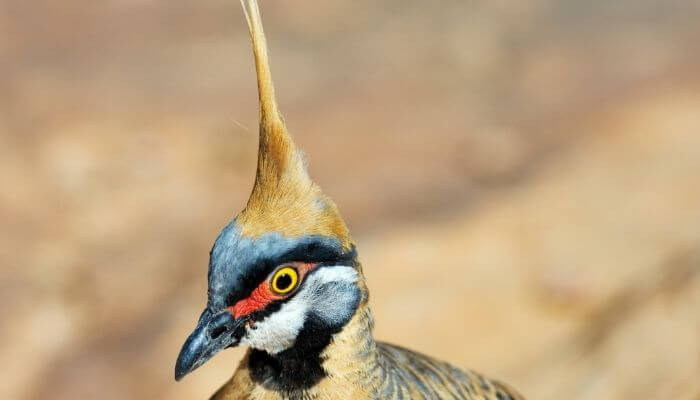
xmin=216 ymin=293 xmax=377 ymax=399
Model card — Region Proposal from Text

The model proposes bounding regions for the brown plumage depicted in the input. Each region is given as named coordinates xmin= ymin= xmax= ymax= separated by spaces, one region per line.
xmin=236 ymin=0 xmax=351 ymax=250
xmin=174 ymin=1 xmax=525 ymax=399
xmin=212 ymin=303 xmax=525 ymax=400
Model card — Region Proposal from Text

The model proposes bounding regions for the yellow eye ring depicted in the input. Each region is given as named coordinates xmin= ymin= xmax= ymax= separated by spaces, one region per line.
xmin=270 ymin=266 xmax=299 ymax=295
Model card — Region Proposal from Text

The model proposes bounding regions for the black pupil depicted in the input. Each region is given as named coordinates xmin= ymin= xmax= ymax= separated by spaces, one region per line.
xmin=276 ymin=273 xmax=293 ymax=291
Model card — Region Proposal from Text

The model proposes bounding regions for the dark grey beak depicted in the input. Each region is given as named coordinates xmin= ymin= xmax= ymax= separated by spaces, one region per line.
xmin=175 ymin=308 xmax=244 ymax=381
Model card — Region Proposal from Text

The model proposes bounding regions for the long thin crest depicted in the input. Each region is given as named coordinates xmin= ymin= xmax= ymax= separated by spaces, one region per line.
xmin=237 ymin=0 xmax=352 ymax=250
xmin=239 ymin=0 xmax=307 ymax=186
xmin=240 ymin=0 xmax=279 ymax=123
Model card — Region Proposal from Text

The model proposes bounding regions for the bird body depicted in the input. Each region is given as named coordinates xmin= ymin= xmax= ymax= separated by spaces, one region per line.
xmin=175 ymin=1 xmax=525 ymax=399
xmin=212 ymin=304 xmax=524 ymax=400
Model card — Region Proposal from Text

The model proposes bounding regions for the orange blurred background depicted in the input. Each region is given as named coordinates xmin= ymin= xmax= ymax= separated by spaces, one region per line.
xmin=1 ymin=1 xmax=699 ymax=399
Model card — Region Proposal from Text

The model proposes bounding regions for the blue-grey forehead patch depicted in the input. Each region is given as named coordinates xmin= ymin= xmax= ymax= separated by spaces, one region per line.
xmin=206 ymin=220 xmax=350 ymax=311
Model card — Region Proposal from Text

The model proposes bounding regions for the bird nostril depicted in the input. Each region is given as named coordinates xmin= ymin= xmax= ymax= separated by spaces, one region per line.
xmin=210 ymin=325 xmax=227 ymax=339
xmin=208 ymin=311 xmax=236 ymax=340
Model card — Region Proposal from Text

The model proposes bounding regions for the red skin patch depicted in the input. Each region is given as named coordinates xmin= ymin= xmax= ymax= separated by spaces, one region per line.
xmin=228 ymin=262 xmax=316 ymax=319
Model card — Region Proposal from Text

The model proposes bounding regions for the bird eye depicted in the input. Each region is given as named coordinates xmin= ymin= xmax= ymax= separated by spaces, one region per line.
xmin=270 ymin=266 xmax=299 ymax=295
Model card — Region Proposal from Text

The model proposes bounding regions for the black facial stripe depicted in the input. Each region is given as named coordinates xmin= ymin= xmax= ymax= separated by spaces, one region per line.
xmin=222 ymin=243 xmax=357 ymax=308
xmin=276 ymin=242 xmax=357 ymax=267
xmin=246 ymin=301 xmax=283 ymax=323
xmin=235 ymin=262 xmax=347 ymax=323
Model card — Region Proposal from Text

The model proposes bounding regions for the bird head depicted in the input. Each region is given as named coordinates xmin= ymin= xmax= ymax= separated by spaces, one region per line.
xmin=175 ymin=0 xmax=363 ymax=381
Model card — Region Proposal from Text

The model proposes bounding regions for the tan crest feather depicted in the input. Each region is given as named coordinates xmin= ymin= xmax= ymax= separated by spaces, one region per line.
xmin=238 ymin=0 xmax=352 ymax=250
xmin=239 ymin=0 xmax=306 ymax=185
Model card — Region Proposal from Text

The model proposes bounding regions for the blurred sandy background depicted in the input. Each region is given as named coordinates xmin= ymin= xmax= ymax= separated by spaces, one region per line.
xmin=2 ymin=1 xmax=700 ymax=399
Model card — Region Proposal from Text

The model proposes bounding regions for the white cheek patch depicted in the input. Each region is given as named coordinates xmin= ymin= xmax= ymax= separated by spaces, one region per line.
xmin=240 ymin=266 xmax=358 ymax=354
